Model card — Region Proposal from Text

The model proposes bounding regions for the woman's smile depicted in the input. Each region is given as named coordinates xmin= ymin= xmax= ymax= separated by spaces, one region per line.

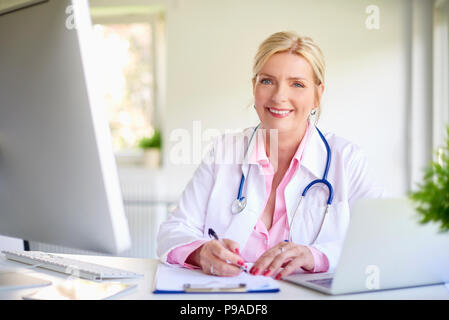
xmin=266 ymin=106 xmax=294 ymax=118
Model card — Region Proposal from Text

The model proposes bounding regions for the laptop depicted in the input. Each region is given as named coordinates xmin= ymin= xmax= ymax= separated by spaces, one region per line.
xmin=284 ymin=198 xmax=449 ymax=295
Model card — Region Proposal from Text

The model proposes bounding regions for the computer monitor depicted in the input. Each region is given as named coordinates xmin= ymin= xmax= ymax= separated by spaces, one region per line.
xmin=0 ymin=0 xmax=131 ymax=254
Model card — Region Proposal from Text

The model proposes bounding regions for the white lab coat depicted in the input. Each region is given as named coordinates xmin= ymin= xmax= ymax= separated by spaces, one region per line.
xmin=157 ymin=122 xmax=384 ymax=271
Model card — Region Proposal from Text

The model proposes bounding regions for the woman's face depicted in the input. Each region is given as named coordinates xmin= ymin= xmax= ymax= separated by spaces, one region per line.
xmin=253 ymin=52 xmax=324 ymax=134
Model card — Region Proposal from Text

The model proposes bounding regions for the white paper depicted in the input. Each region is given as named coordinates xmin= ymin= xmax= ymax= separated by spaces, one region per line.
xmin=23 ymin=279 xmax=136 ymax=300
xmin=154 ymin=263 xmax=278 ymax=292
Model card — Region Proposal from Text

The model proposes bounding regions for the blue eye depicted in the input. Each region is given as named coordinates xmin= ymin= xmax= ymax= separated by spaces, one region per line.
xmin=260 ymin=78 xmax=272 ymax=85
xmin=293 ymin=82 xmax=305 ymax=88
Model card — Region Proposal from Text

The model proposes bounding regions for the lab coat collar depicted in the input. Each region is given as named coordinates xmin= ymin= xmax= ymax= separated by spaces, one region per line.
xmin=299 ymin=120 xmax=328 ymax=180
xmin=242 ymin=120 xmax=327 ymax=179
xmin=241 ymin=125 xmax=259 ymax=177
xmin=223 ymin=131 xmax=266 ymax=248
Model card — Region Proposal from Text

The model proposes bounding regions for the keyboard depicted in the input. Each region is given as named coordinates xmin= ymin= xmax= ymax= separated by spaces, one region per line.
xmin=307 ymin=277 xmax=334 ymax=289
xmin=2 ymin=250 xmax=143 ymax=281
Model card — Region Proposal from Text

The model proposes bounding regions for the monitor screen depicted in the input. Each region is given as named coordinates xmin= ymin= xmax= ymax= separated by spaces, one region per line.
xmin=0 ymin=0 xmax=131 ymax=254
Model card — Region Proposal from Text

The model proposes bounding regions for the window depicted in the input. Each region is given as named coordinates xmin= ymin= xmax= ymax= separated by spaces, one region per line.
xmin=90 ymin=6 xmax=165 ymax=166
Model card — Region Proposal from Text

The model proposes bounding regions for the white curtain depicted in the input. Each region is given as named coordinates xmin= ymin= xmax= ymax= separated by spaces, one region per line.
xmin=407 ymin=0 xmax=436 ymax=192
xmin=433 ymin=0 xmax=449 ymax=152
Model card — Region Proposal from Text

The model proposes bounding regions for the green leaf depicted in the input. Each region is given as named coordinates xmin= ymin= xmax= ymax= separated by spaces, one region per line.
xmin=409 ymin=124 xmax=449 ymax=233
xmin=137 ymin=129 xmax=162 ymax=150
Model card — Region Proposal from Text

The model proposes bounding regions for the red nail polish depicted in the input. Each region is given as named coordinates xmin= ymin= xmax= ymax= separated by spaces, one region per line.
xmin=237 ymin=260 xmax=244 ymax=266
xmin=263 ymin=269 xmax=271 ymax=276
xmin=235 ymin=248 xmax=240 ymax=255
xmin=275 ymin=273 xmax=282 ymax=280
xmin=253 ymin=268 xmax=260 ymax=275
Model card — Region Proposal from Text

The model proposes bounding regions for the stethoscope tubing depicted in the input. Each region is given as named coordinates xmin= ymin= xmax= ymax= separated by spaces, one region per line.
xmin=288 ymin=126 xmax=333 ymax=241
xmin=233 ymin=124 xmax=334 ymax=244
xmin=236 ymin=123 xmax=260 ymax=202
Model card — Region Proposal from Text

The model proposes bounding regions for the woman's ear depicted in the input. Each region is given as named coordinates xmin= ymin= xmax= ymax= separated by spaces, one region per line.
xmin=252 ymin=77 xmax=256 ymax=96
xmin=315 ymin=83 xmax=325 ymax=107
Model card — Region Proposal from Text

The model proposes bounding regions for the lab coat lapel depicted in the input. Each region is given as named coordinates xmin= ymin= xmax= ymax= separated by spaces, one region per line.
xmin=284 ymin=125 xmax=328 ymax=228
xmin=222 ymin=164 xmax=266 ymax=249
xmin=223 ymin=127 xmax=265 ymax=249
xmin=300 ymin=124 xmax=328 ymax=179
xmin=240 ymin=126 xmax=258 ymax=179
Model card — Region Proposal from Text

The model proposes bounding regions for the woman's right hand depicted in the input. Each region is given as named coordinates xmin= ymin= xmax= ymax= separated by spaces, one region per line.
xmin=186 ymin=239 xmax=245 ymax=277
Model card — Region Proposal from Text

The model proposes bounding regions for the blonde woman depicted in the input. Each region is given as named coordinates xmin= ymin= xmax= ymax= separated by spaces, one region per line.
xmin=157 ymin=31 xmax=383 ymax=279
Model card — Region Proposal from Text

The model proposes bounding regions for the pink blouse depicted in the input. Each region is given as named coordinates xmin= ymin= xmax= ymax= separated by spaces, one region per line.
xmin=167 ymin=123 xmax=329 ymax=273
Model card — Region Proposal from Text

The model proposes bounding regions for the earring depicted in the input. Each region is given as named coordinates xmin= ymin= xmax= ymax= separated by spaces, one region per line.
xmin=310 ymin=108 xmax=317 ymax=116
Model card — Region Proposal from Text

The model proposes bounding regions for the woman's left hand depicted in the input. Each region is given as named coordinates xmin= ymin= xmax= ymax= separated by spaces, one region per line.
xmin=249 ymin=242 xmax=315 ymax=279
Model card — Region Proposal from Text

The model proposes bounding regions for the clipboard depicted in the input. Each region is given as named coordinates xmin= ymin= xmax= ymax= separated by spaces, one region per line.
xmin=153 ymin=263 xmax=279 ymax=294
xmin=183 ymin=282 xmax=247 ymax=293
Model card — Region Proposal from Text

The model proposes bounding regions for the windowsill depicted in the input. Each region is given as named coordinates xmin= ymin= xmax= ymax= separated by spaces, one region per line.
xmin=114 ymin=148 xmax=143 ymax=164
xmin=114 ymin=148 xmax=162 ymax=169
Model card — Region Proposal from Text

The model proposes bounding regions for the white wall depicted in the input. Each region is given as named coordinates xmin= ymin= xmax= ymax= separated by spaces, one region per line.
xmin=29 ymin=0 xmax=433 ymax=258
xmin=139 ymin=0 xmax=414 ymax=199
xmin=92 ymin=0 xmax=434 ymax=200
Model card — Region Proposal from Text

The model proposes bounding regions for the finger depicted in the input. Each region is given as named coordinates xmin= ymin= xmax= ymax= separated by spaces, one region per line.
xmin=198 ymin=240 xmax=224 ymax=272
xmin=281 ymin=258 xmax=294 ymax=268
xmin=207 ymin=254 xmax=242 ymax=277
xmin=250 ymin=243 xmax=291 ymax=275
xmin=250 ymin=249 xmax=278 ymax=275
xmin=275 ymin=256 xmax=309 ymax=279
xmin=263 ymin=247 xmax=299 ymax=277
xmin=221 ymin=238 xmax=241 ymax=256
xmin=211 ymin=240 xmax=245 ymax=267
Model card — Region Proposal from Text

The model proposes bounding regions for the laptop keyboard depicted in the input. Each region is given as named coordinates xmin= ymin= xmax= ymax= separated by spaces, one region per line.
xmin=307 ymin=277 xmax=334 ymax=289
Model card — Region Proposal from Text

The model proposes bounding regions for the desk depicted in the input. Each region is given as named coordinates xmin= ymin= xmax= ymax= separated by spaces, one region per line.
xmin=1 ymin=254 xmax=448 ymax=300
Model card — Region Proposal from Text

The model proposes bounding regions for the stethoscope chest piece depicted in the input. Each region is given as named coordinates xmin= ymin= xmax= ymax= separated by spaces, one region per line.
xmin=231 ymin=197 xmax=247 ymax=215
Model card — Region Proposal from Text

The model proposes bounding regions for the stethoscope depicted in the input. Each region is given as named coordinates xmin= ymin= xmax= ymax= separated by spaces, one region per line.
xmin=231 ymin=124 xmax=334 ymax=243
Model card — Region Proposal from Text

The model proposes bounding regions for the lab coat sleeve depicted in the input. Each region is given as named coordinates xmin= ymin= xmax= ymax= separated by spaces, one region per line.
xmin=310 ymin=242 xmax=342 ymax=272
xmin=312 ymin=145 xmax=385 ymax=272
xmin=346 ymin=145 xmax=385 ymax=206
xmin=156 ymin=144 xmax=216 ymax=264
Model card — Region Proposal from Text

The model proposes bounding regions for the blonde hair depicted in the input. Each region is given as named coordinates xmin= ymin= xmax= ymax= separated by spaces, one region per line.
xmin=252 ymin=31 xmax=325 ymax=120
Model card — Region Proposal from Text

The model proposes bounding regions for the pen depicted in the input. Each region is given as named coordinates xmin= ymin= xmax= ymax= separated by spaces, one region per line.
xmin=208 ymin=228 xmax=248 ymax=273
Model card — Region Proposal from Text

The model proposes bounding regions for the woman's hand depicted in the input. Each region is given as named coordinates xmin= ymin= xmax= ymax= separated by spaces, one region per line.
xmin=249 ymin=242 xmax=314 ymax=279
xmin=186 ymin=239 xmax=245 ymax=277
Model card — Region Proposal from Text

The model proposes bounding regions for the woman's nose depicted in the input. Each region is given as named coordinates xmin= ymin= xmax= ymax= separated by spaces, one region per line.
xmin=271 ymin=83 xmax=289 ymax=104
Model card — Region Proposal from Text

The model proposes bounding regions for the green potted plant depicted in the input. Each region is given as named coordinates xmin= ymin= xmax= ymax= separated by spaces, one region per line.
xmin=137 ymin=129 xmax=162 ymax=168
xmin=409 ymin=125 xmax=449 ymax=232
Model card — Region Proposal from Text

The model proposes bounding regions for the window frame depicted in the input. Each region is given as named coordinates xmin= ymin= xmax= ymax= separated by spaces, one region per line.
xmin=90 ymin=7 xmax=166 ymax=166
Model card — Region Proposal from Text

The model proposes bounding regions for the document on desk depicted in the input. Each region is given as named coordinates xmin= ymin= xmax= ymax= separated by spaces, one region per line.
xmin=22 ymin=279 xmax=137 ymax=300
xmin=153 ymin=263 xmax=279 ymax=293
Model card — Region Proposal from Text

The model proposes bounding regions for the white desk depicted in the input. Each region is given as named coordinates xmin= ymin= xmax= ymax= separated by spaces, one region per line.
xmin=1 ymin=254 xmax=448 ymax=300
